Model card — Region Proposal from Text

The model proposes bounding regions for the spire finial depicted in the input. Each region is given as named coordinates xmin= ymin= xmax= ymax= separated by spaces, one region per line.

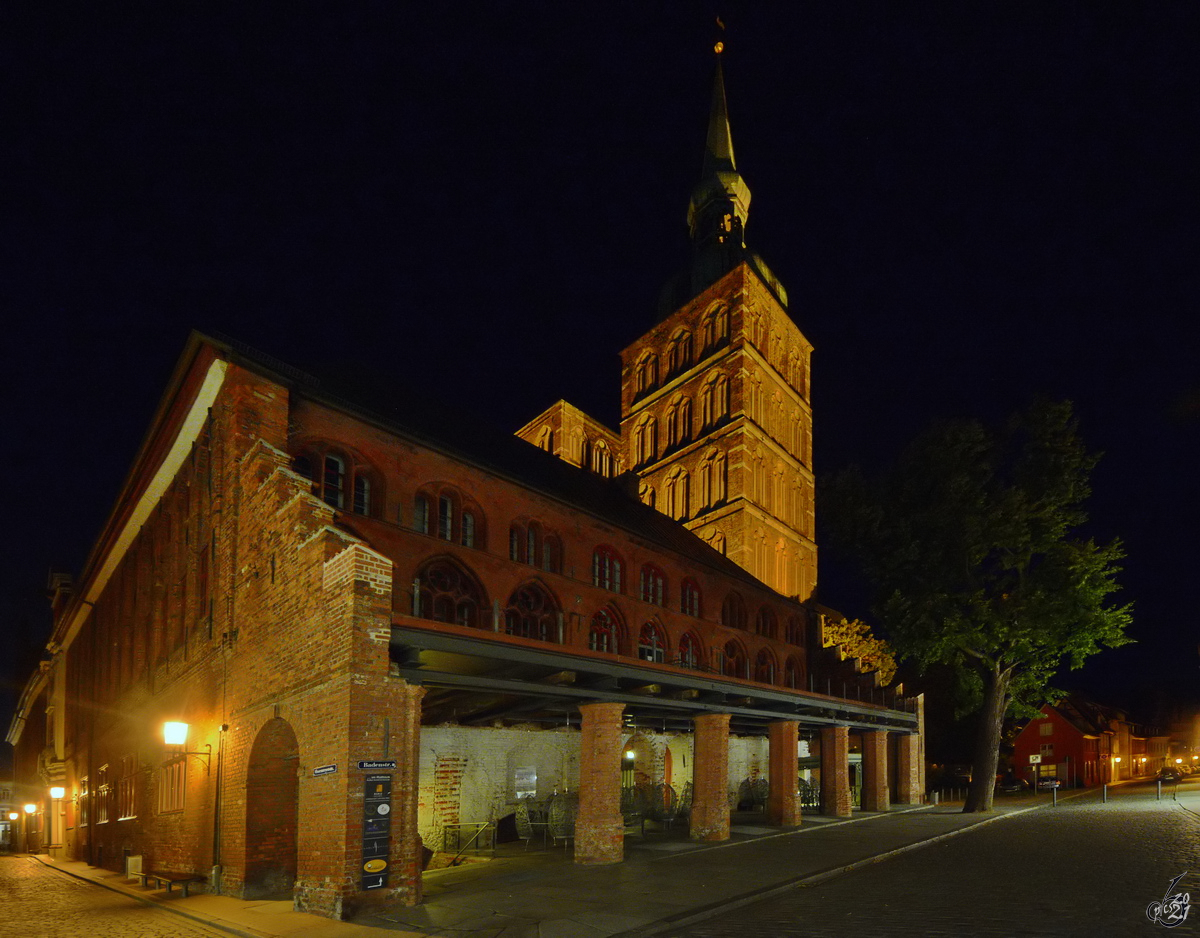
xmin=714 ymin=16 xmax=725 ymax=55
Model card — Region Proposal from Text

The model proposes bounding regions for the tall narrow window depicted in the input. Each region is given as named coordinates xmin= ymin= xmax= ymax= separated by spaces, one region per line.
xmin=414 ymin=495 xmax=430 ymax=534
xmin=755 ymin=607 xmax=778 ymax=639
xmin=510 ymin=524 xmax=525 ymax=562
xmin=323 ymin=455 xmax=345 ymax=508
xmin=159 ymin=760 xmax=185 ymax=814
xmin=722 ymin=641 xmax=747 ymax=678
xmin=678 ymin=632 xmax=701 ymax=669
xmin=438 ymin=495 xmax=453 ymax=540
xmin=353 ymin=475 xmax=371 ymax=515
xmin=640 ymin=564 xmax=666 ymax=606
xmin=680 ymin=579 xmax=702 ymax=618
xmin=542 ymin=535 xmax=561 ymax=574
xmin=755 ymin=650 xmax=777 ymax=684
xmin=592 ymin=547 xmax=623 ymax=593
xmin=784 ymin=656 xmax=803 ymax=689
xmin=461 ymin=511 xmax=476 ymax=548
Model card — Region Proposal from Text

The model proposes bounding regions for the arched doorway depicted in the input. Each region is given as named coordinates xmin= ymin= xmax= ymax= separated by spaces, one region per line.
xmin=244 ymin=718 xmax=299 ymax=899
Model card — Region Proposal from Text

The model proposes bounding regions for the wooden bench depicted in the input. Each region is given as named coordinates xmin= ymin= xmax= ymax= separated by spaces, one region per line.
xmin=132 ymin=871 xmax=206 ymax=898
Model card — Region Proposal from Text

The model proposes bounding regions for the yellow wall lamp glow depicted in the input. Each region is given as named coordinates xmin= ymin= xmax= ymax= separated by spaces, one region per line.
xmin=162 ymin=721 xmax=212 ymax=772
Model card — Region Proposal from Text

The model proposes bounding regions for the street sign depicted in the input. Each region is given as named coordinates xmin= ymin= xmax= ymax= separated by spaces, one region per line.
xmin=358 ymin=760 xmax=397 ymax=770
xmin=313 ymin=764 xmax=337 ymax=777
xmin=1029 ymin=754 xmax=1042 ymax=764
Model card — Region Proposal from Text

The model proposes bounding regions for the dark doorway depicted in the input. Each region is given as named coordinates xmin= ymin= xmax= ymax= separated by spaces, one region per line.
xmin=244 ymin=718 xmax=299 ymax=900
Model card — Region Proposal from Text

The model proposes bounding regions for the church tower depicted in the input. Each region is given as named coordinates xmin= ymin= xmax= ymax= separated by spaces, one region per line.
xmin=620 ymin=50 xmax=816 ymax=600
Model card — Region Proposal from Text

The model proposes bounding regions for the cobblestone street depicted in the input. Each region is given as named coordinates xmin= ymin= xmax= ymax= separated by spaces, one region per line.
xmin=667 ymin=783 xmax=1200 ymax=937
xmin=0 ymin=855 xmax=227 ymax=938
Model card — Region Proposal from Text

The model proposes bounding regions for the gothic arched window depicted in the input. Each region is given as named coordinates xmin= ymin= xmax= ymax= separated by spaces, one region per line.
xmin=592 ymin=546 xmax=624 ymax=593
xmin=640 ymin=564 xmax=666 ymax=606
xmin=755 ymin=607 xmax=778 ymax=639
xmin=678 ymin=631 xmax=701 ymax=669
xmin=504 ymin=581 xmax=560 ymax=642
xmin=680 ymin=578 xmax=702 ymax=618
xmin=416 ymin=559 xmax=486 ymax=629
xmin=721 ymin=592 xmax=747 ymax=630
xmin=589 ymin=607 xmax=622 ymax=654
xmin=755 ymin=649 xmax=777 ymax=684
xmin=638 ymin=621 xmax=667 ymax=662
xmin=722 ymin=640 xmax=747 ymax=678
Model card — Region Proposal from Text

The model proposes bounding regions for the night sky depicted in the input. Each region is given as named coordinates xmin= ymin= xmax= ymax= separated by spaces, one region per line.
xmin=3 ymin=4 xmax=1197 ymax=757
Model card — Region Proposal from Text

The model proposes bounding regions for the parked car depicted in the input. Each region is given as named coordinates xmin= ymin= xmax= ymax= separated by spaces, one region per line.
xmin=1036 ymin=776 xmax=1061 ymax=790
xmin=1157 ymin=768 xmax=1183 ymax=783
xmin=996 ymin=775 xmax=1030 ymax=793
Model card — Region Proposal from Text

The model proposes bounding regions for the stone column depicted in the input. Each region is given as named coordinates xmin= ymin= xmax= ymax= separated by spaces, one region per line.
xmin=820 ymin=725 xmax=852 ymax=817
xmin=766 ymin=720 xmax=800 ymax=827
xmin=861 ymin=729 xmax=890 ymax=812
xmin=690 ymin=713 xmax=731 ymax=841
xmin=894 ymin=733 xmax=922 ymax=805
xmin=575 ymin=701 xmax=626 ymax=864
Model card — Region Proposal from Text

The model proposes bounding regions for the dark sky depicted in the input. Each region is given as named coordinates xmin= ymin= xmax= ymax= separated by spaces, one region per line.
xmin=3 ymin=3 xmax=1197 ymax=751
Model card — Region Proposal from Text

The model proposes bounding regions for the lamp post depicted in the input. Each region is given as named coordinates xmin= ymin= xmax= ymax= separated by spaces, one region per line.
xmin=7 ymin=812 xmax=17 ymax=854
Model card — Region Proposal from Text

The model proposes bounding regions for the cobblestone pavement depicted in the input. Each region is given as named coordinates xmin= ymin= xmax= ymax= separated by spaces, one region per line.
xmin=665 ymin=783 xmax=1200 ymax=937
xmin=0 ymin=854 xmax=228 ymax=938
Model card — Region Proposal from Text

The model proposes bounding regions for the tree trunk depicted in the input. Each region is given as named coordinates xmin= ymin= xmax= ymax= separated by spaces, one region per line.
xmin=964 ymin=666 xmax=1010 ymax=812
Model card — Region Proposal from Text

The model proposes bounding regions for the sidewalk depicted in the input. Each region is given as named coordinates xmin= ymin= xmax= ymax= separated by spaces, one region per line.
xmin=31 ymin=794 xmax=1061 ymax=938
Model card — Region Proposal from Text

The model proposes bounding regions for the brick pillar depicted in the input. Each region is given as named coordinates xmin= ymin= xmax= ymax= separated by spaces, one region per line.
xmin=766 ymin=720 xmax=800 ymax=827
xmin=575 ymin=701 xmax=625 ymax=865
xmin=893 ymin=732 xmax=921 ymax=804
xmin=690 ymin=713 xmax=731 ymax=841
xmin=861 ymin=730 xmax=890 ymax=812
xmin=820 ymin=725 xmax=852 ymax=817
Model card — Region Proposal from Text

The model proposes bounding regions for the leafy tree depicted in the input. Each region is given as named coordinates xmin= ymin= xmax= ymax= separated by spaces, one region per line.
xmin=822 ymin=400 xmax=1132 ymax=812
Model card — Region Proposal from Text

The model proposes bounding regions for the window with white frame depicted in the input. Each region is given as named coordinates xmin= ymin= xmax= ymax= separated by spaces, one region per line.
xmin=159 ymin=759 xmax=185 ymax=814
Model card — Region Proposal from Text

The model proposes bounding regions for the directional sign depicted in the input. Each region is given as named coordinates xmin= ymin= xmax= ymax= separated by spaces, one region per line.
xmin=1029 ymin=754 xmax=1042 ymax=764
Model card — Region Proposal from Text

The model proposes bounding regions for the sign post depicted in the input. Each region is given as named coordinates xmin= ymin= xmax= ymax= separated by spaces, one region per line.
xmin=1029 ymin=753 xmax=1041 ymax=793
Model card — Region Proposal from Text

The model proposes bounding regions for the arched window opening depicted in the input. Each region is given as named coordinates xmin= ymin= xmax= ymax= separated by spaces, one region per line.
xmin=665 ymin=468 xmax=689 ymax=521
xmin=416 ymin=560 xmax=485 ymax=629
xmin=722 ymin=641 xmax=747 ymax=679
xmin=542 ymin=535 xmax=561 ymax=574
xmin=589 ymin=608 xmax=621 ymax=654
xmin=536 ymin=426 xmax=553 ymax=452
xmin=638 ymin=482 xmax=655 ymax=507
xmin=510 ymin=524 xmax=526 ymax=563
xmin=785 ymin=615 xmax=805 ymax=645
xmin=593 ymin=441 xmax=614 ymax=477
xmin=414 ymin=494 xmax=431 ymax=535
xmin=592 ymin=546 xmax=623 ymax=593
xmin=784 ymin=655 xmax=803 ymax=689
xmin=721 ymin=592 xmax=747 ymax=630
xmin=504 ymin=582 xmax=560 ymax=643
xmin=294 ymin=455 xmax=313 ymax=480
xmin=322 ymin=455 xmax=345 ymax=508
xmin=640 ymin=564 xmax=666 ymax=606
xmin=353 ymin=475 xmax=371 ymax=515
xmin=638 ymin=622 xmax=667 ymax=663
xmin=460 ymin=511 xmax=476 ymax=548
xmin=755 ymin=650 xmax=777 ymax=684
xmin=680 ymin=579 xmax=702 ymax=618
xmin=678 ymin=632 xmax=701 ymax=670
xmin=755 ymin=607 xmax=778 ymax=639
xmin=634 ymin=416 xmax=657 ymax=465
xmin=635 ymin=352 xmax=658 ymax=394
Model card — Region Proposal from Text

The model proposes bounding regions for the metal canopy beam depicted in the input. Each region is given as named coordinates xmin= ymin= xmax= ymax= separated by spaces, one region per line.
xmin=391 ymin=626 xmax=915 ymax=730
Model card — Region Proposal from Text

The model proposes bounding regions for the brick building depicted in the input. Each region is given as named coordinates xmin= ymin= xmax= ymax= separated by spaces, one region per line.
xmin=1010 ymin=695 xmax=1166 ymax=787
xmin=7 ymin=56 xmax=923 ymax=919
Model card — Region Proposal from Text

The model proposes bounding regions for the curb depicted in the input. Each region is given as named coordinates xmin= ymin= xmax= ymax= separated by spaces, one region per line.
xmin=28 ymin=854 xmax=272 ymax=938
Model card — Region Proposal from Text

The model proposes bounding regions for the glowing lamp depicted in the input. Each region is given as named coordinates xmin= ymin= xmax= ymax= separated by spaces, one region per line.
xmin=7 ymin=812 xmax=17 ymax=821
xmin=163 ymin=721 xmax=189 ymax=746
xmin=49 ymin=787 xmax=65 ymax=799
xmin=24 ymin=804 xmax=36 ymax=815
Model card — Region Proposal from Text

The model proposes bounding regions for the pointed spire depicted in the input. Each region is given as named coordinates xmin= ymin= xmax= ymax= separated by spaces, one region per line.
xmin=686 ymin=32 xmax=752 ymax=291
xmin=702 ymin=58 xmax=737 ymax=179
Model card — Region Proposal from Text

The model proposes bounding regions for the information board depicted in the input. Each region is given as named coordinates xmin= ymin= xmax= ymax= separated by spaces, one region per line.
xmin=361 ymin=774 xmax=392 ymax=890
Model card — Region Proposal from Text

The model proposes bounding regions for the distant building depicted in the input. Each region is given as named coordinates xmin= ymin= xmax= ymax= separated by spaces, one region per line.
xmin=1011 ymin=695 xmax=1164 ymax=786
xmin=6 ymin=54 xmax=921 ymax=919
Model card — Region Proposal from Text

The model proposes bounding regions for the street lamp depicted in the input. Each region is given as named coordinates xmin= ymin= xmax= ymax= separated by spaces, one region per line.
xmin=162 ymin=721 xmax=211 ymax=771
